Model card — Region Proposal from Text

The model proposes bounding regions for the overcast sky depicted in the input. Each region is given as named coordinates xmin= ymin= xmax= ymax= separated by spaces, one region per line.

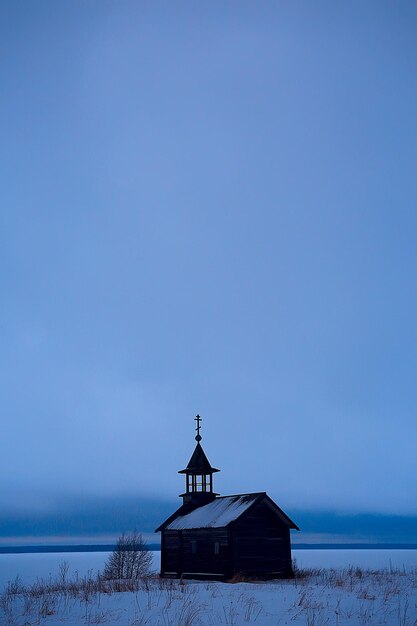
xmin=1 ymin=1 xmax=417 ymax=517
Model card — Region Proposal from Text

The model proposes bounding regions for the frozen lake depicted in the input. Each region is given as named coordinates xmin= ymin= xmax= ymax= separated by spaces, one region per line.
xmin=294 ymin=548 xmax=417 ymax=571
xmin=0 ymin=549 xmax=416 ymax=589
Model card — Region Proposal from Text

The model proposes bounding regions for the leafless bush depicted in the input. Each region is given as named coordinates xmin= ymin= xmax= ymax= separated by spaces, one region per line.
xmin=38 ymin=593 xmax=56 ymax=617
xmin=102 ymin=532 xmax=153 ymax=580
xmin=292 ymin=560 xmax=322 ymax=581
xmin=176 ymin=597 xmax=203 ymax=626
xmin=240 ymin=594 xmax=262 ymax=622
xmin=3 ymin=576 xmax=23 ymax=596
xmin=58 ymin=560 xmax=70 ymax=585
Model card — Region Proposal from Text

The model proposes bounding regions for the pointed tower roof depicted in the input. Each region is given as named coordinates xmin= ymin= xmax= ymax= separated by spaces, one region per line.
xmin=178 ymin=414 xmax=220 ymax=475
xmin=179 ymin=441 xmax=220 ymax=474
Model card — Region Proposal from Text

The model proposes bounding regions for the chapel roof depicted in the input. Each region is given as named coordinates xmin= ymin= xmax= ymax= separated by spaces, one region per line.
xmin=155 ymin=492 xmax=300 ymax=532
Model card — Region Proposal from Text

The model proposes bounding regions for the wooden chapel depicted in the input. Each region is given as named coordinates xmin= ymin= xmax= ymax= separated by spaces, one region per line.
xmin=155 ymin=415 xmax=299 ymax=580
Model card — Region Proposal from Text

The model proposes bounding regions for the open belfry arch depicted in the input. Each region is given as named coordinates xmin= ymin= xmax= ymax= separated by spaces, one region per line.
xmin=156 ymin=415 xmax=299 ymax=580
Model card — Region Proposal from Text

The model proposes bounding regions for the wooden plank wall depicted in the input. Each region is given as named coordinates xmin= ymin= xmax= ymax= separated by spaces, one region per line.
xmin=161 ymin=528 xmax=231 ymax=577
xmin=232 ymin=502 xmax=293 ymax=576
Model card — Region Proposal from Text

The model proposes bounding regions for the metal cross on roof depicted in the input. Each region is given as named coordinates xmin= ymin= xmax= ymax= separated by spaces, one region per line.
xmin=194 ymin=414 xmax=202 ymax=441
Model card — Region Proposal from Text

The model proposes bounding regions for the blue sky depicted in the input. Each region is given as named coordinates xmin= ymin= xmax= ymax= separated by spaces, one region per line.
xmin=1 ymin=2 xmax=417 ymax=519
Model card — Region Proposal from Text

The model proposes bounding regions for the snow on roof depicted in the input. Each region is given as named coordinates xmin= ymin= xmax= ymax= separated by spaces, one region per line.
xmin=166 ymin=494 xmax=260 ymax=530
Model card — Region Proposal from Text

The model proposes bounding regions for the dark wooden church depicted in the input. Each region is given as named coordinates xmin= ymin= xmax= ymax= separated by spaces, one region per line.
xmin=155 ymin=416 xmax=299 ymax=580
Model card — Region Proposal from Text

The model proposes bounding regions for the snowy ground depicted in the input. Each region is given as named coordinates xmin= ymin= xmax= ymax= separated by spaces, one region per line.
xmin=1 ymin=563 xmax=416 ymax=625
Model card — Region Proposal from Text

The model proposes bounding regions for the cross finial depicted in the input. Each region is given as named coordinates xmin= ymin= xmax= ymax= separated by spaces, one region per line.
xmin=195 ymin=414 xmax=202 ymax=441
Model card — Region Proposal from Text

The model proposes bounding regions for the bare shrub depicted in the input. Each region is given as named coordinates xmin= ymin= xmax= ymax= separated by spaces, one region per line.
xmin=58 ymin=560 xmax=70 ymax=585
xmin=102 ymin=532 xmax=153 ymax=580
xmin=176 ymin=597 xmax=202 ymax=626
xmin=39 ymin=594 xmax=56 ymax=617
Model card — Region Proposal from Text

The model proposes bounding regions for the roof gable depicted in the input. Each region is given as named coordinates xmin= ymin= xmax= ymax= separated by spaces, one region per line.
xmin=263 ymin=495 xmax=300 ymax=530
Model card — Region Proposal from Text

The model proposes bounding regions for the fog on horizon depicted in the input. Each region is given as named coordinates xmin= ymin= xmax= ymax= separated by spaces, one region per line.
xmin=1 ymin=2 xmax=417 ymax=520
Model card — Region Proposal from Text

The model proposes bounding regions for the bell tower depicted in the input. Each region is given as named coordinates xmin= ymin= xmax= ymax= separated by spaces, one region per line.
xmin=179 ymin=415 xmax=220 ymax=505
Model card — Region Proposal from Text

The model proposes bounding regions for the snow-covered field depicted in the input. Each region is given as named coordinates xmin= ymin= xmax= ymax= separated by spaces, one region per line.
xmin=1 ymin=551 xmax=416 ymax=625
xmin=0 ymin=551 xmax=115 ymax=589
xmin=1 ymin=549 xmax=417 ymax=589
xmin=1 ymin=566 xmax=416 ymax=625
